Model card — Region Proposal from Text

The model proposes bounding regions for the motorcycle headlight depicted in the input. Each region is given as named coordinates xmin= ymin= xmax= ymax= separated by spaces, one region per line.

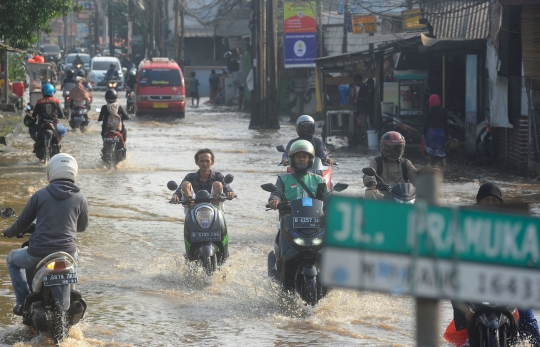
xmin=172 ymin=95 xmax=185 ymax=101
xmin=312 ymin=237 xmax=323 ymax=246
xmin=195 ymin=206 xmax=214 ymax=229
xmin=293 ymin=238 xmax=306 ymax=246
xmin=394 ymin=198 xmax=415 ymax=204
xmin=137 ymin=95 xmax=149 ymax=101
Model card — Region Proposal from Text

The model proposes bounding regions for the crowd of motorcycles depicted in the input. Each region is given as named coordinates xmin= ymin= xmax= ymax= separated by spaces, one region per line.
xmin=8 ymin=83 xmax=517 ymax=346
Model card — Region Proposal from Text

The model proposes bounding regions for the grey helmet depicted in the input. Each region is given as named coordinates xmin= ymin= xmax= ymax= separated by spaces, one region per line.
xmin=288 ymin=139 xmax=315 ymax=170
xmin=295 ymin=115 xmax=315 ymax=137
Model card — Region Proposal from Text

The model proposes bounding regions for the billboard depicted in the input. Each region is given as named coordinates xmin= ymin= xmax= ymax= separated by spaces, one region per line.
xmin=284 ymin=1 xmax=317 ymax=33
xmin=402 ymin=9 xmax=426 ymax=31
xmin=284 ymin=33 xmax=317 ymax=68
xmin=352 ymin=15 xmax=377 ymax=34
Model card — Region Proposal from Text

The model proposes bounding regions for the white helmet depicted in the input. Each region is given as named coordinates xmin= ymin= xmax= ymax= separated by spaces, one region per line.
xmin=47 ymin=153 xmax=78 ymax=183
xmin=295 ymin=115 xmax=315 ymax=137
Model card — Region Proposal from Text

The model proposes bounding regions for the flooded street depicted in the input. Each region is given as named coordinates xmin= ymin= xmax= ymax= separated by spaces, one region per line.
xmin=1 ymin=92 xmax=539 ymax=346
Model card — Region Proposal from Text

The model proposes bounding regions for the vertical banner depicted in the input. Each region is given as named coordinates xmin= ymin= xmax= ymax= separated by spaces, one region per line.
xmin=283 ymin=1 xmax=318 ymax=68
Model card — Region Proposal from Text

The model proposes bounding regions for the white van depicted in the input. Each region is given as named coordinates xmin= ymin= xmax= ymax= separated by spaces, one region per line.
xmin=88 ymin=57 xmax=124 ymax=90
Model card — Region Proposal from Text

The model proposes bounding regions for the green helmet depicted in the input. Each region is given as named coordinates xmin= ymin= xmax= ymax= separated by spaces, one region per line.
xmin=289 ymin=139 xmax=315 ymax=170
xmin=23 ymin=114 xmax=36 ymax=127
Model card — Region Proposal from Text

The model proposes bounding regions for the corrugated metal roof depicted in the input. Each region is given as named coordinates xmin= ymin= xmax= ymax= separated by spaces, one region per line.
xmin=422 ymin=0 xmax=490 ymax=40
xmin=184 ymin=26 xmax=215 ymax=38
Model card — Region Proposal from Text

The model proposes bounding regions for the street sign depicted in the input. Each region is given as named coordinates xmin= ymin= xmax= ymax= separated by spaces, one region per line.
xmin=402 ymin=8 xmax=426 ymax=31
xmin=321 ymin=196 xmax=540 ymax=308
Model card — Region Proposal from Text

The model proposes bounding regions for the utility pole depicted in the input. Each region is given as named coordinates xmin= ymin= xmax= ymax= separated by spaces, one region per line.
xmin=3 ymin=40 xmax=9 ymax=106
xmin=180 ymin=0 xmax=185 ymax=69
xmin=63 ymin=15 xmax=68 ymax=54
xmin=174 ymin=0 xmax=179 ymax=61
xmin=128 ymin=0 xmax=134 ymax=59
xmin=342 ymin=0 xmax=349 ymax=53
xmin=148 ymin=0 xmax=156 ymax=57
xmin=108 ymin=1 xmax=114 ymax=56
xmin=266 ymin=0 xmax=279 ymax=128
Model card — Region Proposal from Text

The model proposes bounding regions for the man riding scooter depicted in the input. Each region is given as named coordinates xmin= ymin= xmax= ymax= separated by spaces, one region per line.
xmin=29 ymin=84 xmax=67 ymax=152
xmin=281 ymin=115 xmax=334 ymax=166
xmin=363 ymin=131 xmax=419 ymax=199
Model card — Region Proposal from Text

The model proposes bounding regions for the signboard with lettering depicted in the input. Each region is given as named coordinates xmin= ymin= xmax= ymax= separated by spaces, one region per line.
xmin=77 ymin=1 xmax=94 ymax=21
xmin=352 ymin=15 xmax=377 ymax=34
xmin=402 ymin=8 xmax=425 ymax=31
xmin=321 ymin=196 xmax=540 ymax=308
xmin=284 ymin=1 xmax=317 ymax=33
xmin=284 ymin=33 xmax=317 ymax=68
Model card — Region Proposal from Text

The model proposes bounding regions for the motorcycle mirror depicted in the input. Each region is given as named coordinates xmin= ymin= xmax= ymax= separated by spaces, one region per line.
xmin=333 ymin=183 xmax=349 ymax=192
xmin=276 ymin=145 xmax=285 ymax=153
xmin=167 ymin=181 xmax=178 ymax=191
xmin=1 ymin=207 xmax=16 ymax=219
xmin=362 ymin=167 xmax=376 ymax=176
xmin=224 ymin=174 xmax=234 ymax=184
xmin=261 ymin=183 xmax=277 ymax=192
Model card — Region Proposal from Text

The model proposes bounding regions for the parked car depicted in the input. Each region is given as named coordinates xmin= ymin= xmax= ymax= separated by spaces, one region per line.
xmin=88 ymin=57 xmax=124 ymax=90
xmin=135 ymin=57 xmax=186 ymax=118
xmin=39 ymin=44 xmax=62 ymax=63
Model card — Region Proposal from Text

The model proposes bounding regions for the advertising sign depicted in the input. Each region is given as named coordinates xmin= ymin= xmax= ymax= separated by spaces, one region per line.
xmin=77 ymin=1 xmax=94 ymax=21
xmin=284 ymin=1 xmax=317 ymax=33
xmin=352 ymin=15 xmax=377 ymax=34
xmin=284 ymin=33 xmax=317 ymax=68
xmin=402 ymin=8 xmax=425 ymax=31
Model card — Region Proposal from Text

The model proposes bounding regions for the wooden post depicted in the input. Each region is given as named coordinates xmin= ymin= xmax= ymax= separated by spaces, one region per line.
xmin=415 ymin=170 xmax=442 ymax=347
xmin=3 ymin=40 xmax=8 ymax=105
xmin=342 ymin=0 xmax=348 ymax=54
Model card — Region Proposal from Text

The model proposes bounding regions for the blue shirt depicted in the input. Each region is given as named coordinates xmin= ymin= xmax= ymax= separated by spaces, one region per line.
xmin=282 ymin=136 xmax=329 ymax=162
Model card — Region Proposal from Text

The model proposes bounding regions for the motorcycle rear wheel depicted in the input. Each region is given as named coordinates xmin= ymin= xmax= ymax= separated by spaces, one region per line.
xmin=52 ymin=307 xmax=69 ymax=345
xmin=302 ymin=276 xmax=318 ymax=306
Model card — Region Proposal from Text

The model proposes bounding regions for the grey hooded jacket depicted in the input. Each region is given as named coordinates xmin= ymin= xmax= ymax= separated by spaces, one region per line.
xmin=4 ymin=180 xmax=88 ymax=258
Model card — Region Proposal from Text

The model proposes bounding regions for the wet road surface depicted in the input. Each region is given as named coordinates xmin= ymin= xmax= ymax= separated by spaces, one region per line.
xmin=0 ymin=92 xmax=539 ymax=346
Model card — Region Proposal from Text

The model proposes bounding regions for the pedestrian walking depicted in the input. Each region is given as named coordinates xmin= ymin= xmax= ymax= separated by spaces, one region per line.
xmin=189 ymin=71 xmax=200 ymax=108
xmin=209 ymin=70 xmax=220 ymax=104
xmin=423 ymin=94 xmax=450 ymax=169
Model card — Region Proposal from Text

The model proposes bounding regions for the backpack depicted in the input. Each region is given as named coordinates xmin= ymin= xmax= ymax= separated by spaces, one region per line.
xmin=374 ymin=156 xmax=408 ymax=188
xmin=106 ymin=103 xmax=122 ymax=130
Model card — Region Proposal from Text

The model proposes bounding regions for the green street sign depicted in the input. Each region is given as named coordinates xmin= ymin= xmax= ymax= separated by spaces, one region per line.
xmin=325 ymin=196 xmax=540 ymax=269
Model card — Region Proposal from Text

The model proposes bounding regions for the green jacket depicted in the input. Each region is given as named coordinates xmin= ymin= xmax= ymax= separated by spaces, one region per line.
xmin=270 ymin=172 xmax=325 ymax=202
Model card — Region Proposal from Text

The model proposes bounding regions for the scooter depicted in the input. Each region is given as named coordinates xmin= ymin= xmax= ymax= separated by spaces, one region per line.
xmin=362 ymin=167 xmax=416 ymax=203
xmin=0 ymin=208 xmax=86 ymax=345
xmin=276 ymin=144 xmax=339 ymax=190
xmin=166 ymin=175 xmax=235 ymax=275
xmin=69 ymin=103 xmax=89 ymax=132
xmin=262 ymin=181 xmax=348 ymax=305
xmin=125 ymin=87 xmax=134 ymax=114
xmin=34 ymin=120 xmax=61 ymax=164
xmin=451 ymin=302 xmax=520 ymax=347
xmin=97 ymin=108 xmax=128 ymax=169
xmin=106 ymin=77 xmax=118 ymax=91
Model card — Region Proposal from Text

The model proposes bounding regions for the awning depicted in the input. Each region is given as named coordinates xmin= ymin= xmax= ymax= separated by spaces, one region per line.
xmin=419 ymin=33 xmax=486 ymax=53
xmin=0 ymin=42 xmax=26 ymax=54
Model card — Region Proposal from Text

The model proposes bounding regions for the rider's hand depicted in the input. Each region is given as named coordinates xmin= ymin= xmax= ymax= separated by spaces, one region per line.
xmin=226 ymin=191 xmax=235 ymax=200
xmin=268 ymin=199 xmax=280 ymax=210
xmin=170 ymin=194 xmax=180 ymax=203
xmin=1 ymin=228 xmax=7 ymax=238
xmin=326 ymin=158 xmax=335 ymax=165
xmin=280 ymin=159 xmax=289 ymax=165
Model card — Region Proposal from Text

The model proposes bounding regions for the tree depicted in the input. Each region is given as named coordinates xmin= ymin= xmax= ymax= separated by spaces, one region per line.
xmin=0 ymin=0 xmax=80 ymax=48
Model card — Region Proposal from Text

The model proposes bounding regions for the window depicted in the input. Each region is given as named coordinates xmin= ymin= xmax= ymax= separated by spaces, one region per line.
xmin=92 ymin=61 xmax=120 ymax=71
xmin=139 ymin=69 xmax=182 ymax=86
xmin=67 ymin=55 xmax=91 ymax=64
xmin=40 ymin=45 xmax=60 ymax=53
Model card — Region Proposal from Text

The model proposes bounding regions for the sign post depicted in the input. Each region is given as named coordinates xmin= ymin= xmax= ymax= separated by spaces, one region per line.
xmin=322 ymin=172 xmax=540 ymax=345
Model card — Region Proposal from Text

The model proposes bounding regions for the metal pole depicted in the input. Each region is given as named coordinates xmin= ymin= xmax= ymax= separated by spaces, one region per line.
xmin=3 ymin=40 xmax=8 ymax=105
xmin=63 ymin=15 xmax=68 ymax=54
xmin=108 ymin=1 xmax=114 ymax=56
xmin=342 ymin=0 xmax=348 ymax=54
xmin=174 ymin=0 xmax=179 ymax=61
xmin=180 ymin=0 xmax=185 ymax=69
xmin=415 ymin=170 xmax=442 ymax=347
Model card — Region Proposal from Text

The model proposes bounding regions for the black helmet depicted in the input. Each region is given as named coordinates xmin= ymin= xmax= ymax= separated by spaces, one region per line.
xmin=105 ymin=89 xmax=118 ymax=102
xmin=295 ymin=115 xmax=315 ymax=137
xmin=380 ymin=131 xmax=405 ymax=160
xmin=24 ymin=114 xmax=36 ymax=127
xmin=66 ymin=68 xmax=74 ymax=78
xmin=77 ymin=69 xmax=85 ymax=78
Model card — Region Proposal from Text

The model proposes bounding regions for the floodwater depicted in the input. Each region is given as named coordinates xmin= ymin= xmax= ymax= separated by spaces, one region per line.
xmin=0 ymin=92 xmax=539 ymax=346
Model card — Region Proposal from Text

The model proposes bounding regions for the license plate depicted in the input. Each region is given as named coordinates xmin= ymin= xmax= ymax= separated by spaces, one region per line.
xmin=191 ymin=231 xmax=220 ymax=242
xmin=43 ymin=273 xmax=78 ymax=286
xmin=105 ymin=137 xmax=119 ymax=142
xmin=293 ymin=217 xmax=321 ymax=228
xmin=153 ymin=103 xmax=168 ymax=109
xmin=73 ymin=116 xmax=85 ymax=122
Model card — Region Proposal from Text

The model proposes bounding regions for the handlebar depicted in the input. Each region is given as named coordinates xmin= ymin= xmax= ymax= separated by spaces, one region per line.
xmin=170 ymin=194 xmax=237 ymax=206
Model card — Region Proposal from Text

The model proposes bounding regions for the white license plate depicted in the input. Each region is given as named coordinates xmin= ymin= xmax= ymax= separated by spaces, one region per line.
xmin=43 ymin=273 xmax=78 ymax=286
xmin=73 ymin=116 xmax=85 ymax=122
xmin=105 ymin=137 xmax=119 ymax=142
xmin=293 ymin=217 xmax=321 ymax=228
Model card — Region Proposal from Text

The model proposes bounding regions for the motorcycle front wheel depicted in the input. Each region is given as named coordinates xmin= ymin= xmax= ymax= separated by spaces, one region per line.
xmin=302 ymin=276 xmax=318 ymax=306
xmin=202 ymin=255 xmax=217 ymax=275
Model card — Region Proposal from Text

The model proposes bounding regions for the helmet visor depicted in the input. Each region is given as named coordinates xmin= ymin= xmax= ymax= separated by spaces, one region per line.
xmin=382 ymin=143 xmax=404 ymax=160
xmin=298 ymin=122 xmax=315 ymax=136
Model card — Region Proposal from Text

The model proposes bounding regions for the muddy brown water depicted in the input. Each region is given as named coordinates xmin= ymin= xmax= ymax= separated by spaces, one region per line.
xmin=0 ymin=93 xmax=538 ymax=346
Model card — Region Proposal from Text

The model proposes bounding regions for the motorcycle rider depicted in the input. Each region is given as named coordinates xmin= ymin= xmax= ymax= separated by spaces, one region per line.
xmin=29 ymin=84 xmax=67 ymax=148
xmin=170 ymin=148 xmax=235 ymax=209
xmin=281 ymin=115 xmax=334 ymax=166
xmin=1 ymin=154 xmax=88 ymax=316
xmin=363 ymin=131 xmax=419 ymax=199
xmin=98 ymin=89 xmax=129 ymax=142
xmin=61 ymin=68 xmax=77 ymax=92
xmin=126 ymin=68 xmax=137 ymax=91
xmin=73 ymin=54 xmax=83 ymax=67
xmin=105 ymin=63 xmax=119 ymax=81
xmin=69 ymin=80 xmax=91 ymax=109
xmin=444 ymin=182 xmax=540 ymax=347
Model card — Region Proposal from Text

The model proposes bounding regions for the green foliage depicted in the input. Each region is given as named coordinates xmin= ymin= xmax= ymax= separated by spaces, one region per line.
xmin=0 ymin=0 xmax=80 ymax=49
xmin=8 ymin=54 xmax=27 ymax=82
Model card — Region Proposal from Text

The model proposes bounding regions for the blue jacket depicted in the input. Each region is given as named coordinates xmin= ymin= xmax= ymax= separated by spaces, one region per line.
xmin=282 ymin=136 xmax=329 ymax=162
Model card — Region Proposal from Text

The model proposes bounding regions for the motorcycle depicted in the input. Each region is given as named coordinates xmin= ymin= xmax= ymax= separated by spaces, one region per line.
xmin=34 ymin=119 xmax=61 ymax=164
xmin=262 ymin=181 xmax=348 ymax=305
xmin=106 ymin=76 xmax=118 ymax=91
xmin=166 ymin=175 xmax=235 ymax=275
xmin=125 ymin=87 xmax=134 ymax=114
xmin=362 ymin=167 xmax=416 ymax=203
xmin=0 ymin=208 xmax=86 ymax=345
xmin=276 ymin=144 xmax=339 ymax=190
xmin=454 ymin=302 xmax=520 ymax=347
xmin=62 ymin=90 xmax=71 ymax=119
xmin=69 ymin=104 xmax=89 ymax=132
xmin=73 ymin=63 xmax=85 ymax=78
xmin=376 ymin=111 xmax=423 ymax=144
